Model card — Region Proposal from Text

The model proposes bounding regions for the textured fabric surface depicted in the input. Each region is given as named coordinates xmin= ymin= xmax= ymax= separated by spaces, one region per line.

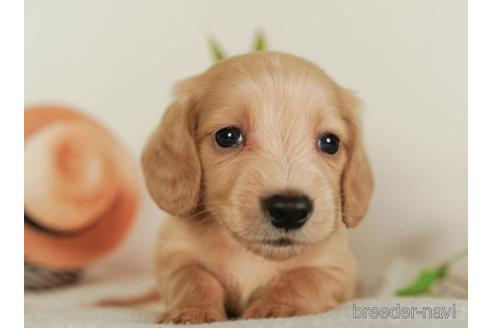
xmin=25 ymin=273 xmax=467 ymax=327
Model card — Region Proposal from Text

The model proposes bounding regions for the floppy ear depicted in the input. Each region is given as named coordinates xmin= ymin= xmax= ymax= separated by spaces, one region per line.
xmin=337 ymin=86 xmax=374 ymax=228
xmin=141 ymin=78 xmax=202 ymax=217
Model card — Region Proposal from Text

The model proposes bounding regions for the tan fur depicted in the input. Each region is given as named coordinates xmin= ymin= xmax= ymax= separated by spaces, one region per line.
xmin=141 ymin=52 xmax=374 ymax=324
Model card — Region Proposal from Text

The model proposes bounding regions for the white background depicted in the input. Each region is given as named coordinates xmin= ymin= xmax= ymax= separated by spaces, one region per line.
xmin=25 ymin=0 xmax=467 ymax=282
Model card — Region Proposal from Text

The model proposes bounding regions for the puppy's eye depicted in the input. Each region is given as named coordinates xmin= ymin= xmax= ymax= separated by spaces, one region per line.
xmin=215 ymin=127 xmax=244 ymax=148
xmin=317 ymin=133 xmax=340 ymax=155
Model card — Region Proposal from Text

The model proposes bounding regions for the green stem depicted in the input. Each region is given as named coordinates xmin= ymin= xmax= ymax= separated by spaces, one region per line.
xmin=445 ymin=248 xmax=467 ymax=265
xmin=445 ymin=274 xmax=468 ymax=289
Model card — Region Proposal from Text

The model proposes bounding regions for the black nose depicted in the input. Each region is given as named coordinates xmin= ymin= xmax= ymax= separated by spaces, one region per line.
xmin=262 ymin=194 xmax=313 ymax=230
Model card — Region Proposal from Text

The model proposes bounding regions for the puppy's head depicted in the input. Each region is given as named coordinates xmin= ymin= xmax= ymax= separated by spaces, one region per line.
xmin=142 ymin=52 xmax=373 ymax=260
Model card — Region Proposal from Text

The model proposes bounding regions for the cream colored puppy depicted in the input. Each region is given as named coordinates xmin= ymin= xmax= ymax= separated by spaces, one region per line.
xmin=141 ymin=52 xmax=373 ymax=324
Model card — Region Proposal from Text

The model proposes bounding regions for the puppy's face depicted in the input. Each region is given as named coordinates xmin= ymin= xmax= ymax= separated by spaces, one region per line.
xmin=142 ymin=53 xmax=373 ymax=260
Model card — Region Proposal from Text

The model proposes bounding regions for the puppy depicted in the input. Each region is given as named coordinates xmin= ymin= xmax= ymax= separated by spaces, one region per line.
xmin=141 ymin=52 xmax=373 ymax=324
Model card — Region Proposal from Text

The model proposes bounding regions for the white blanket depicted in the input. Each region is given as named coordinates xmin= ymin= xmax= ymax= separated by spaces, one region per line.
xmin=25 ymin=273 xmax=467 ymax=327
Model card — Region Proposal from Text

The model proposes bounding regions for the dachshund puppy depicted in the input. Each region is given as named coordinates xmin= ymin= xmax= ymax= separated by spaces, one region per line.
xmin=141 ymin=52 xmax=373 ymax=324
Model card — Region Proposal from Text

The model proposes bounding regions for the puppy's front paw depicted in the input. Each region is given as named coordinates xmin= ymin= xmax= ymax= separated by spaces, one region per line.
xmin=243 ymin=302 xmax=301 ymax=319
xmin=157 ymin=307 xmax=226 ymax=324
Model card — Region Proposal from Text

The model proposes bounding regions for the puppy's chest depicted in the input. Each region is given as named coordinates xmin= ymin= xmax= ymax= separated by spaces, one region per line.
xmin=209 ymin=247 xmax=281 ymax=308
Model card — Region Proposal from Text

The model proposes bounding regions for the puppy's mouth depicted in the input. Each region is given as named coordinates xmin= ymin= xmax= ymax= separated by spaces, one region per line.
xmin=226 ymin=226 xmax=307 ymax=260
xmin=217 ymin=209 xmax=310 ymax=260
xmin=256 ymin=237 xmax=301 ymax=247
xmin=245 ymin=236 xmax=307 ymax=260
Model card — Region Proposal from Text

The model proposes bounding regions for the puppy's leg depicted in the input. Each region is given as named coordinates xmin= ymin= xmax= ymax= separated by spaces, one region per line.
xmin=157 ymin=263 xmax=227 ymax=324
xmin=243 ymin=267 xmax=353 ymax=319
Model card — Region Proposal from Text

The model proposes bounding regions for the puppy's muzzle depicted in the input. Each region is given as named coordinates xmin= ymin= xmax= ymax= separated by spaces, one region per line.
xmin=261 ymin=194 xmax=313 ymax=230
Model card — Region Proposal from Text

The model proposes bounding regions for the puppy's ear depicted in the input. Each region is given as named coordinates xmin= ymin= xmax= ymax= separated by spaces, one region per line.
xmin=141 ymin=77 xmax=203 ymax=216
xmin=337 ymin=86 xmax=374 ymax=228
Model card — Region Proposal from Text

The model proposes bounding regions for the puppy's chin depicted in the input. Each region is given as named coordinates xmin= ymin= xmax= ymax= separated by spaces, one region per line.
xmin=236 ymin=237 xmax=306 ymax=261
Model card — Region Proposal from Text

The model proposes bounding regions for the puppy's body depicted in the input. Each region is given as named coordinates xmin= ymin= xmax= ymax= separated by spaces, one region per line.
xmin=142 ymin=52 xmax=373 ymax=324
xmin=155 ymin=215 xmax=356 ymax=319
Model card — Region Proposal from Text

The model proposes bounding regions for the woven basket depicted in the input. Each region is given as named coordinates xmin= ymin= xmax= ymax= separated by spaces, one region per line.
xmin=24 ymin=262 xmax=81 ymax=290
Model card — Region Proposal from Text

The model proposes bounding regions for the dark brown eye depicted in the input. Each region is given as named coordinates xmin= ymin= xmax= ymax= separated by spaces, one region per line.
xmin=215 ymin=127 xmax=244 ymax=148
xmin=317 ymin=133 xmax=340 ymax=154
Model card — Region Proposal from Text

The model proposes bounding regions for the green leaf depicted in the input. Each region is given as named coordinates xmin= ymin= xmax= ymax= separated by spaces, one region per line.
xmin=395 ymin=263 xmax=449 ymax=296
xmin=253 ymin=31 xmax=267 ymax=51
xmin=208 ymin=38 xmax=226 ymax=62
